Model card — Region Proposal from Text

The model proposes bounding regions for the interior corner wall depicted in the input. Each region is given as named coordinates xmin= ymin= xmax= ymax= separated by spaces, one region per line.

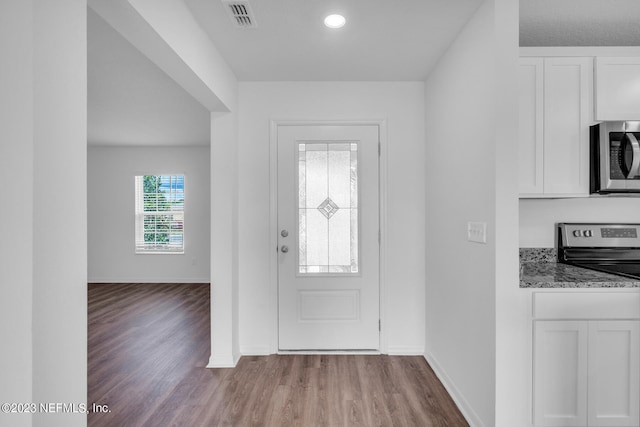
xmin=0 ymin=1 xmax=34 ymax=426
xmin=88 ymin=146 xmax=211 ymax=283
xmin=424 ymin=1 xmax=497 ymax=425
xmin=237 ymin=82 xmax=426 ymax=355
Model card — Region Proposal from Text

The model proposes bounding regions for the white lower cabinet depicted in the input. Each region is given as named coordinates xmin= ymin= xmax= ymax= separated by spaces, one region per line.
xmin=534 ymin=320 xmax=640 ymax=427
xmin=587 ymin=321 xmax=640 ymax=427
xmin=534 ymin=321 xmax=589 ymax=426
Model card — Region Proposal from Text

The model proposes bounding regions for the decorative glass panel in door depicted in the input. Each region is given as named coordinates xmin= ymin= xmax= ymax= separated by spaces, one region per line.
xmin=298 ymin=142 xmax=358 ymax=274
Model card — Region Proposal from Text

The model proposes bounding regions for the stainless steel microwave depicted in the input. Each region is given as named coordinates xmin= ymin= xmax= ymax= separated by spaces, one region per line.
xmin=590 ymin=121 xmax=640 ymax=193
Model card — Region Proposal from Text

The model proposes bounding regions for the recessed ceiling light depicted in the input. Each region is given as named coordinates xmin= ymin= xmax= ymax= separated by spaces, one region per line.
xmin=324 ymin=14 xmax=345 ymax=29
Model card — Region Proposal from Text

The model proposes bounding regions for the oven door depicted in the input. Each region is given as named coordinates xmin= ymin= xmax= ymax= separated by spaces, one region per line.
xmin=599 ymin=121 xmax=640 ymax=192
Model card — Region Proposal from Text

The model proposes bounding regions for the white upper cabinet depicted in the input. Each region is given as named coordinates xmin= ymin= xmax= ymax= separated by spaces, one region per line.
xmin=543 ymin=58 xmax=593 ymax=195
xmin=595 ymin=57 xmax=640 ymax=121
xmin=518 ymin=58 xmax=544 ymax=194
xmin=518 ymin=57 xmax=593 ymax=197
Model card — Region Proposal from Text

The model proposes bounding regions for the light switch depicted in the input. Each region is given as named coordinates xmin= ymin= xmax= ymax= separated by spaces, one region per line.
xmin=467 ymin=221 xmax=487 ymax=244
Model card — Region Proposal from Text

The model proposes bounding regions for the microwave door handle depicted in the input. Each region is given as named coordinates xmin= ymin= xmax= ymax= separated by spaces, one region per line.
xmin=627 ymin=133 xmax=640 ymax=178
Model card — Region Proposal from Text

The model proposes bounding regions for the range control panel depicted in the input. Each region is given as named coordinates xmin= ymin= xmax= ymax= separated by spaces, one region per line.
xmin=559 ymin=223 xmax=640 ymax=247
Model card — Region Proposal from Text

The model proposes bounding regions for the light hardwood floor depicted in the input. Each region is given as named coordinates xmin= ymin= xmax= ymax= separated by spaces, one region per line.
xmin=88 ymin=283 xmax=469 ymax=427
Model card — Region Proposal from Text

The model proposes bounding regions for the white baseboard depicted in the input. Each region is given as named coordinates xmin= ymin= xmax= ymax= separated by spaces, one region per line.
xmin=238 ymin=346 xmax=425 ymax=356
xmin=207 ymin=352 xmax=239 ymax=368
xmin=424 ymin=352 xmax=484 ymax=427
xmin=386 ymin=345 xmax=425 ymax=356
xmin=88 ymin=277 xmax=210 ymax=284
xmin=277 ymin=350 xmax=381 ymax=355
xmin=239 ymin=346 xmax=272 ymax=356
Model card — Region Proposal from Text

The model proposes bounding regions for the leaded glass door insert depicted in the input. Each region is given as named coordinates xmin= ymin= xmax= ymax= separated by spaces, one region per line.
xmin=298 ymin=142 xmax=358 ymax=274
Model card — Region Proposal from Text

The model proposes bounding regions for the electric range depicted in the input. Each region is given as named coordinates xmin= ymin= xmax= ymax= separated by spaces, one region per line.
xmin=557 ymin=223 xmax=640 ymax=280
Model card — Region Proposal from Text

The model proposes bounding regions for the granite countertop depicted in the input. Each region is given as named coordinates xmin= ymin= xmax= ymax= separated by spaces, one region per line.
xmin=520 ymin=262 xmax=640 ymax=288
xmin=519 ymin=248 xmax=640 ymax=289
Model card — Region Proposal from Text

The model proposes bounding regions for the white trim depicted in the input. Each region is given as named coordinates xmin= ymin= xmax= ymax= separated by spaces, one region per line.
xmin=424 ymin=352 xmax=483 ymax=427
xmin=239 ymin=346 xmax=272 ymax=356
xmin=269 ymin=119 xmax=388 ymax=354
xmin=207 ymin=353 xmax=240 ymax=368
xmin=386 ymin=346 xmax=425 ymax=356
xmin=269 ymin=121 xmax=279 ymax=354
xmin=378 ymin=120 xmax=388 ymax=354
xmin=277 ymin=350 xmax=381 ymax=355
xmin=134 ymin=251 xmax=186 ymax=255
xmin=520 ymin=46 xmax=640 ymax=57
xmin=88 ymin=277 xmax=210 ymax=283
xmin=519 ymin=193 xmax=589 ymax=199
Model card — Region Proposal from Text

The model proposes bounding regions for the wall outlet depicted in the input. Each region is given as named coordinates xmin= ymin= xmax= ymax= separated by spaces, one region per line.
xmin=467 ymin=221 xmax=487 ymax=244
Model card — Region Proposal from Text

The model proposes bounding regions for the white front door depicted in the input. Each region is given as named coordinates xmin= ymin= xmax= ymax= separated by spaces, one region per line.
xmin=277 ymin=124 xmax=380 ymax=350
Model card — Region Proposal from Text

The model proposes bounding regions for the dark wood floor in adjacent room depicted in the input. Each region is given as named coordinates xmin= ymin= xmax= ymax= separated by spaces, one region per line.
xmin=88 ymin=283 xmax=469 ymax=427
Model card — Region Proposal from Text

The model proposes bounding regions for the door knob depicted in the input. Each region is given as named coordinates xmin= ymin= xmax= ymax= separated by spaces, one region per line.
xmin=281 ymin=245 xmax=289 ymax=253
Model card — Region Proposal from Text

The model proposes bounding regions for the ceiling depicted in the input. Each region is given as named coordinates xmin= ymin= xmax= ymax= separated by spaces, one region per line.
xmin=87 ymin=8 xmax=210 ymax=146
xmin=520 ymin=0 xmax=640 ymax=46
xmin=183 ymin=0 xmax=483 ymax=81
xmin=88 ymin=0 xmax=640 ymax=147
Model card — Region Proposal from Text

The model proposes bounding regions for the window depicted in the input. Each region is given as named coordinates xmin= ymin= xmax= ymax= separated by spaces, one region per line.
xmin=135 ymin=175 xmax=184 ymax=254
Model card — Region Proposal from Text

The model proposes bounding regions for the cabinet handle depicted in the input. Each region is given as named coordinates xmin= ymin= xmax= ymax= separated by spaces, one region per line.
xmin=626 ymin=133 xmax=640 ymax=178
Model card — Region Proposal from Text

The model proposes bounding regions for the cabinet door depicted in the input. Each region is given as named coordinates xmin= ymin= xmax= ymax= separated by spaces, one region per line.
xmin=588 ymin=320 xmax=640 ymax=427
xmin=534 ymin=321 xmax=588 ymax=427
xmin=595 ymin=57 xmax=640 ymax=121
xmin=543 ymin=58 xmax=593 ymax=195
xmin=519 ymin=58 xmax=544 ymax=195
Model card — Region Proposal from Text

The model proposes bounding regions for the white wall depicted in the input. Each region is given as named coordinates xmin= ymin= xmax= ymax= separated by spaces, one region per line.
xmin=209 ymin=110 xmax=241 ymax=367
xmin=33 ymin=1 xmax=88 ymax=426
xmin=2 ymin=3 xmax=87 ymax=426
xmin=237 ymin=82 xmax=426 ymax=355
xmin=520 ymin=197 xmax=640 ymax=247
xmin=88 ymin=146 xmax=210 ymax=283
xmin=424 ymin=0 xmax=520 ymax=425
xmin=0 ymin=1 xmax=34 ymax=426
xmin=493 ymin=0 xmax=525 ymax=426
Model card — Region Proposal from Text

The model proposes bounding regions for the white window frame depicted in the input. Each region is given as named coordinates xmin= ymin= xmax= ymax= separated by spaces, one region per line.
xmin=134 ymin=175 xmax=185 ymax=254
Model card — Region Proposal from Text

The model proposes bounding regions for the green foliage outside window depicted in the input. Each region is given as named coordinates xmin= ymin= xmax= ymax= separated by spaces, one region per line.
xmin=140 ymin=175 xmax=184 ymax=248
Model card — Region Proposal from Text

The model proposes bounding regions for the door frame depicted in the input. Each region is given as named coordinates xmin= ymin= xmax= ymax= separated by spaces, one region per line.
xmin=269 ymin=119 xmax=389 ymax=354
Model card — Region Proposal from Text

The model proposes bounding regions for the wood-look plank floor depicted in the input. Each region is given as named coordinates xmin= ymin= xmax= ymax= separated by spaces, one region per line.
xmin=88 ymin=283 xmax=469 ymax=427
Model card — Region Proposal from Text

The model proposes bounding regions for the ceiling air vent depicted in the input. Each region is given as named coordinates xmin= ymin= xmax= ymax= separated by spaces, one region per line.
xmin=221 ymin=0 xmax=257 ymax=28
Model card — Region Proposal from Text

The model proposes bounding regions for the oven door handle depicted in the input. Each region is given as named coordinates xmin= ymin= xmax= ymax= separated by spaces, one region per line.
xmin=626 ymin=133 xmax=640 ymax=178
